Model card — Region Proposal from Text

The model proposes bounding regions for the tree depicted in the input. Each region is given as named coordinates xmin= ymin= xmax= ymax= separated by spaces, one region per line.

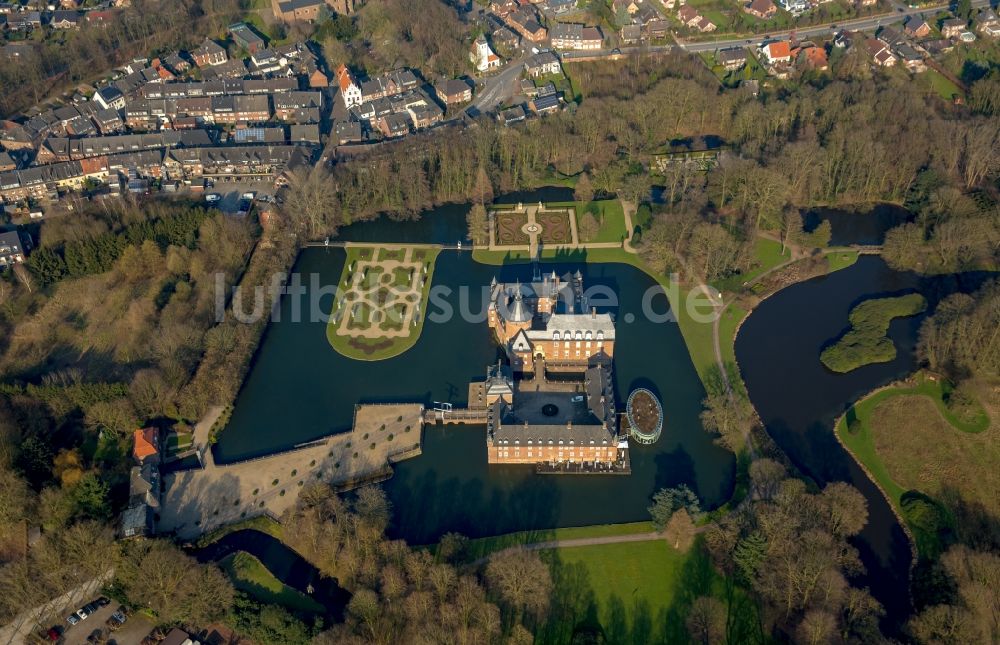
xmin=780 ymin=208 xmax=802 ymax=253
xmin=665 ymin=507 xmax=696 ymax=550
xmin=69 ymin=472 xmax=111 ymax=521
xmin=13 ymin=263 xmax=33 ymax=293
xmin=116 ymin=540 xmax=234 ymax=627
xmin=797 ymin=609 xmax=837 ymax=645
xmin=0 ymin=465 xmax=31 ymax=539
xmin=749 ymin=458 xmax=785 ymax=501
xmin=686 ymin=596 xmax=727 ymax=645
xmin=574 ymin=172 xmax=594 ymax=204
xmin=700 ymin=390 xmax=755 ymax=452
xmin=283 ymin=166 xmax=340 ymax=236
xmin=484 ymin=548 xmax=552 ymax=621
xmin=648 ymin=484 xmax=701 ymax=530
xmin=474 ymin=165 xmax=493 ymax=205
xmin=466 ymin=203 xmax=490 ymax=246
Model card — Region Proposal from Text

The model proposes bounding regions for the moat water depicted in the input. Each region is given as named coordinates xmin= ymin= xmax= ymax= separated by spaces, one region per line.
xmin=216 ymin=193 xmax=990 ymax=629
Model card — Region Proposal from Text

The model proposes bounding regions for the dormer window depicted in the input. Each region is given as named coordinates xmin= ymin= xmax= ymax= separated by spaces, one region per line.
xmin=553 ymin=331 xmax=560 ymax=341
xmin=574 ymin=331 xmax=582 ymax=340
xmin=585 ymin=331 xmax=593 ymax=340
xmin=596 ymin=331 xmax=604 ymax=340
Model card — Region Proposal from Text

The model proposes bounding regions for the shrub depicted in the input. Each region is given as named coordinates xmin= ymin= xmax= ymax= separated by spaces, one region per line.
xmin=387 ymin=434 xmax=394 ymax=441
xmin=272 ymin=479 xmax=279 ymax=486
xmin=370 ymin=443 xmax=376 ymax=450
xmin=820 ymin=294 xmax=927 ymax=373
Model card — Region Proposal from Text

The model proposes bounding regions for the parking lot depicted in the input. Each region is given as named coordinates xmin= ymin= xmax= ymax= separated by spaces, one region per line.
xmin=51 ymin=599 xmax=154 ymax=645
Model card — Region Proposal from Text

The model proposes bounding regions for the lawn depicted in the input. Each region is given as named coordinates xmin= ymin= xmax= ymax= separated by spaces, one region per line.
xmin=923 ymin=68 xmax=962 ymax=101
xmin=571 ymin=200 xmax=628 ymax=244
xmin=456 ymin=521 xmax=655 ymax=561
xmin=326 ymin=245 xmax=440 ymax=361
xmin=220 ymin=551 xmax=325 ymax=614
xmin=711 ymin=237 xmax=791 ymax=293
xmin=535 ymin=538 xmax=760 ymax=644
xmin=836 ymin=374 xmax=993 ymax=557
xmin=826 ymin=250 xmax=859 ymax=273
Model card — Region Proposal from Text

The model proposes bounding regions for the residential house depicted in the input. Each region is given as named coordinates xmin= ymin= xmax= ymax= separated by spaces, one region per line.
xmin=865 ymin=38 xmax=896 ymax=66
xmin=505 ymin=8 xmax=547 ymax=42
xmin=333 ymin=120 xmax=363 ymax=145
xmin=435 ymin=78 xmax=473 ymax=105
xmin=744 ymin=0 xmax=777 ymax=19
xmin=0 ymin=152 xmax=15 ymax=172
xmin=163 ymin=53 xmax=192 ymax=75
xmin=289 ymin=123 xmax=321 ymax=144
xmin=976 ymin=8 xmax=1000 ymax=38
xmin=93 ymin=108 xmax=125 ymax=134
xmin=336 ymin=64 xmax=363 ymax=109
xmin=202 ymin=58 xmax=247 ymax=80
xmin=7 ymin=11 xmax=41 ymax=31
xmin=921 ymin=38 xmax=954 ymax=55
xmin=940 ymin=18 xmax=966 ymax=39
xmin=230 ymin=22 xmax=266 ymax=53
xmin=471 ymin=34 xmax=502 ymax=72
xmin=272 ymin=0 xmax=356 ymax=22
xmin=191 ymin=39 xmax=228 ymax=67
xmin=531 ymin=93 xmax=561 ymax=115
xmin=716 ymin=47 xmax=747 ymax=71
xmin=523 ymin=51 xmax=561 ymax=77
xmin=273 ymin=91 xmax=322 ymax=121
xmin=378 ymin=112 xmax=412 ymax=138
xmin=94 ymin=86 xmax=126 ymax=110
xmin=797 ymin=45 xmax=828 ymax=70
xmin=894 ymin=43 xmax=926 ymax=71
xmin=50 ymin=10 xmax=82 ymax=28
xmin=621 ymin=24 xmax=642 ymax=44
xmin=309 ymin=67 xmax=329 ymax=88
xmin=211 ymin=95 xmax=271 ymax=124
xmin=545 ymin=0 xmax=577 ymax=14
xmin=903 ymin=15 xmax=931 ymax=38
xmin=0 ymin=121 xmax=36 ymax=151
xmin=877 ymin=26 xmax=905 ymax=48
xmin=359 ymin=69 xmax=420 ymax=102
xmin=644 ymin=19 xmax=669 ymax=39
xmin=133 ymin=427 xmax=160 ymax=464
xmin=233 ymin=126 xmax=286 ymax=144
xmin=0 ymin=231 xmax=29 ymax=267
xmin=500 ymin=104 xmax=527 ymax=126
xmin=84 ymin=10 xmax=114 ymax=26
xmin=249 ymin=49 xmax=285 ymax=75
xmin=119 ymin=463 xmax=158 ymax=538
xmin=762 ymin=40 xmax=792 ymax=64
xmin=549 ymin=23 xmax=603 ymax=50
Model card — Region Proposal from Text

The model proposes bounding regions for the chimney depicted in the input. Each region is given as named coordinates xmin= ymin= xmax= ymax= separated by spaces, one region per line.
xmin=591 ymin=307 xmax=596 ymax=319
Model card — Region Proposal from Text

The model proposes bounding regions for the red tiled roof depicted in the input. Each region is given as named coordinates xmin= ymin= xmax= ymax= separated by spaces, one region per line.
xmin=766 ymin=41 xmax=791 ymax=59
xmin=133 ymin=428 xmax=158 ymax=461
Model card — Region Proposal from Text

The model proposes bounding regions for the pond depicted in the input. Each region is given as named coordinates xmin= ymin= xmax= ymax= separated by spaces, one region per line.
xmin=802 ymin=203 xmax=913 ymax=246
xmin=192 ymin=529 xmax=351 ymax=619
xmin=735 ymin=255 xmax=994 ymax=630
xmin=215 ymin=192 xmax=734 ymax=544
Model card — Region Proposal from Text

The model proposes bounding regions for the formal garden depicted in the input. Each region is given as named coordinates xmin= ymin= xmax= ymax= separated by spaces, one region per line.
xmin=327 ymin=245 xmax=439 ymax=360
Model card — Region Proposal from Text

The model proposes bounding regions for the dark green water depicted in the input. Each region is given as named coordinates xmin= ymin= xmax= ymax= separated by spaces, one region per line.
xmin=216 ymin=243 xmax=734 ymax=544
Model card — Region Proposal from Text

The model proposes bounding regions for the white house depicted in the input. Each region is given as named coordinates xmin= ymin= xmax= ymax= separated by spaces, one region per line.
xmin=336 ymin=64 xmax=363 ymax=109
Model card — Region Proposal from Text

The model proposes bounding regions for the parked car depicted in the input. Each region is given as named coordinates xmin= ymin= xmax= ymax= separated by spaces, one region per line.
xmin=75 ymin=607 xmax=90 ymax=621
xmin=570 ymin=395 xmax=585 ymax=403
xmin=205 ymin=193 xmax=221 ymax=203
xmin=67 ymin=614 xmax=80 ymax=626
xmin=96 ymin=597 xmax=110 ymax=607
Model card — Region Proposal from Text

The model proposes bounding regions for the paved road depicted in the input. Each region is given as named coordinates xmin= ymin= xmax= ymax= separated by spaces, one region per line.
xmin=676 ymin=0 xmax=994 ymax=52
xmin=469 ymin=54 xmax=531 ymax=114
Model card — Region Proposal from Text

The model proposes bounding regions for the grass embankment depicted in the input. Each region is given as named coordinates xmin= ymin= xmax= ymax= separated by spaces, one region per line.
xmin=820 ymin=293 xmax=927 ymax=373
xmin=220 ymin=551 xmax=325 ymax=614
xmin=711 ymin=238 xmax=791 ymax=293
xmin=326 ymin=245 xmax=439 ymax=361
xmin=836 ymin=374 xmax=992 ymax=557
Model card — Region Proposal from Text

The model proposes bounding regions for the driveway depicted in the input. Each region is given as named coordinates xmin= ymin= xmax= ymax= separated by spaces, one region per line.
xmin=59 ymin=602 xmax=153 ymax=645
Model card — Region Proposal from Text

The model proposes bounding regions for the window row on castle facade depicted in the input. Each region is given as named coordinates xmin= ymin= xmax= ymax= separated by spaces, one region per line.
xmin=498 ymin=438 xmax=609 ymax=445
xmin=552 ymin=330 xmax=604 ymax=341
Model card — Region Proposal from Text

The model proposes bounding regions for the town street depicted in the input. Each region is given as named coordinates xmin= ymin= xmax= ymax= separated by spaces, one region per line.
xmin=677 ymin=0 xmax=994 ymax=51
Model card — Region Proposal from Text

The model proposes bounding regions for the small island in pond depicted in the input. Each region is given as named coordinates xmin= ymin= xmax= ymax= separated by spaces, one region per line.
xmin=820 ymin=293 xmax=927 ymax=373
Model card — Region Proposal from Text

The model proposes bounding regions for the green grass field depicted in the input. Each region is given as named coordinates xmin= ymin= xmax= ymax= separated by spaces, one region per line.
xmin=573 ymin=200 xmax=628 ymax=244
xmin=923 ymin=68 xmax=962 ymax=101
xmin=220 ymin=551 xmax=325 ymax=614
xmin=535 ymin=538 xmax=761 ymax=644
xmin=826 ymin=250 xmax=859 ymax=273
xmin=711 ymin=238 xmax=791 ymax=293
xmin=455 ymin=521 xmax=655 ymax=560
xmin=836 ymin=374 xmax=991 ymax=557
